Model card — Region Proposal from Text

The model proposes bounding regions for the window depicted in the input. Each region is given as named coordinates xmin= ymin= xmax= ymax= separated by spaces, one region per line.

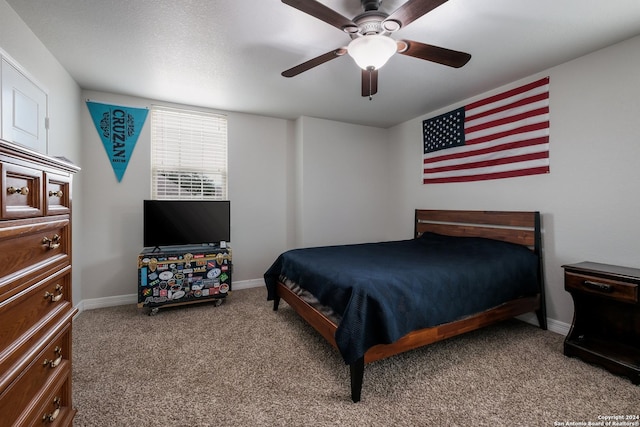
xmin=150 ymin=106 xmax=228 ymax=200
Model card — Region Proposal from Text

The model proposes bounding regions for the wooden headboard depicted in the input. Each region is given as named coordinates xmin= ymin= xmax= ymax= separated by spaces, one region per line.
xmin=414 ymin=209 xmax=541 ymax=254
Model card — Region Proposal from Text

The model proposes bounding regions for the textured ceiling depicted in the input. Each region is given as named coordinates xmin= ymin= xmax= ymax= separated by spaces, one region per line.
xmin=6 ymin=0 xmax=640 ymax=128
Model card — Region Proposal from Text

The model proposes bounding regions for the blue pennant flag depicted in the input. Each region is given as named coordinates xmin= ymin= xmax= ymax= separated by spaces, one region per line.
xmin=86 ymin=101 xmax=148 ymax=182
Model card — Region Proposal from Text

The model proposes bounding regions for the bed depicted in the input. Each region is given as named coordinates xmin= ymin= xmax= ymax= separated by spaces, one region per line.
xmin=264 ymin=209 xmax=546 ymax=402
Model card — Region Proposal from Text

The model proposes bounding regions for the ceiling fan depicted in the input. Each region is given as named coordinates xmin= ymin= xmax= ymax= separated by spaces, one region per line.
xmin=281 ymin=0 xmax=472 ymax=99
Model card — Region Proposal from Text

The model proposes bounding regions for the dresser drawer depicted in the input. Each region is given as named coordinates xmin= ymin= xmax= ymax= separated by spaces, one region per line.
xmin=1 ymin=162 xmax=43 ymax=219
xmin=17 ymin=370 xmax=74 ymax=427
xmin=565 ymin=271 xmax=638 ymax=304
xmin=0 ymin=324 xmax=70 ymax=425
xmin=44 ymin=172 xmax=71 ymax=216
xmin=0 ymin=267 xmax=71 ymax=371
xmin=0 ymin=216 xmax=70 ymax=297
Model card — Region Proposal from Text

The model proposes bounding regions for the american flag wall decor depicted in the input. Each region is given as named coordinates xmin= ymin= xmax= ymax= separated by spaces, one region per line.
xmin=422 ymin=77 xmax=550 ymax=184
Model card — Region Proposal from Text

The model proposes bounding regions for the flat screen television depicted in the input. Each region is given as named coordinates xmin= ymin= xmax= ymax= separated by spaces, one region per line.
xmin=143 ymin=200 xmax=230 ymax=248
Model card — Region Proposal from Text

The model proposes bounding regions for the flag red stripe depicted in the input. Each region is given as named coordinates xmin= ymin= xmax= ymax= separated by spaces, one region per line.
xmin=466 ymin=92 xmax=549 ymax=122
xmin=423 ymin=136 xmax=548 ymax=164
xmin=465 ymin=77 xmax=549 ymax=111
xmin=465 ymin=106 xmax=549 ymax=134
xmin=467 ymin=121 xmax=549 ymax=145
xmin=424 ymin=151 xmax=548 ymax=174
xmin=423 ymin=166 xmax=550 ymax=184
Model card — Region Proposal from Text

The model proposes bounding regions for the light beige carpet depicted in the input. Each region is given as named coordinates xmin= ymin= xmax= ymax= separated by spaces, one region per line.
xmin=72 ymin=287 xmax=639 ymax=426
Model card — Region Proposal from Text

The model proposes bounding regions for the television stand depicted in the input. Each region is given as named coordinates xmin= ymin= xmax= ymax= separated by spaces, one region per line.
xmin=137 ymin=245 xmax=232 ymax=314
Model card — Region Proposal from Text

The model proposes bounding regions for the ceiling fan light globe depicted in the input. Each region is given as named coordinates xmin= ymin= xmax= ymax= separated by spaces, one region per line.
xmin=347 ymin=35 xmax=397 ymax=70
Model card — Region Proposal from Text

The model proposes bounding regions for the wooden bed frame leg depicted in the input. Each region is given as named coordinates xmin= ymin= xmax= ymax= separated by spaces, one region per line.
xmin=273 ymin=296 xmax=280 ymax=311
xmin=536 ymin=307 xmax=547 ymax=330
xmin=534 ymin=212 xmax=548 ymax=331
xmin=350 ymin=357 xmax=364 ymax=403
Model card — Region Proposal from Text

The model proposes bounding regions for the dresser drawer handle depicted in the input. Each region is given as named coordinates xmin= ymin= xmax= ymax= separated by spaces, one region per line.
xmin=43 ymin=346 xmax=63 ymax=368
xmin=44 ymin=291 xmax=63 ymax=302
xmin=49 ymin=190 xmax=64 ymax=197
xmin=583 ymin=280 xmax=613 ymax=293
xmin=42 ymin=397 xmax=61 ymax=423
xmin=7 ymin=185 xmax=29 ymax=195
xmin=42 ymin=234 xmax=61 ymax=249
xmin=44 ymin=284 xmax=64 ymax=302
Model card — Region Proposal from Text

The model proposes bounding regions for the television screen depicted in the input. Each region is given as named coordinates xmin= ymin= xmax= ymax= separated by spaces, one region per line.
xmin=143 ymin=200 xmax=230 ymax=248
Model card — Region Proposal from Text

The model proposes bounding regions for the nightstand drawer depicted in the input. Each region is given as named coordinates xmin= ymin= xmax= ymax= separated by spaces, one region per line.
xmin=565 ymin=271 xmax=638 ymax=304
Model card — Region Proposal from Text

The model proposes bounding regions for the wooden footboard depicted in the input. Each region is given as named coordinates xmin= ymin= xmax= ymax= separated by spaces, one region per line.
xmin=272 ymin=209 xmax=546 ymax=402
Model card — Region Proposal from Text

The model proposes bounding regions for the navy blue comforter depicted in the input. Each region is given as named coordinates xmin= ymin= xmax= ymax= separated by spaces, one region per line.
xmin=264 ymin=233 xmax=540 ymax=365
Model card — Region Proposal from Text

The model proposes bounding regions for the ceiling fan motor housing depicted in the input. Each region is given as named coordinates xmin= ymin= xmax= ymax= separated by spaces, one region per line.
xmin=352 ymin=11 xmax=389 ymax=36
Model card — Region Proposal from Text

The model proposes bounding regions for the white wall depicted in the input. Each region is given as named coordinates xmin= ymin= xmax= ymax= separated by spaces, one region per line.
xmin=295 ymin=116 xmax=391 ymax=247
xmin=227 ymin=113 xmax=293 ymax=281
xmin=388 ymin=34 xmax=640 ymax=325
xmin=0 ymin=0 xmax=83 ymax=302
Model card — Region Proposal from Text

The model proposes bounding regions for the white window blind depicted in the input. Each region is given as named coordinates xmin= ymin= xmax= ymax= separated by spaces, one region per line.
xmin=151 ymin=106 xmax=227 ymax=200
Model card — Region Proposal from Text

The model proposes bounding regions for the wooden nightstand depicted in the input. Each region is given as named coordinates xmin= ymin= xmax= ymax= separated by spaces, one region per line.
xmin=563 ymin=262 xmax=640 ymax=384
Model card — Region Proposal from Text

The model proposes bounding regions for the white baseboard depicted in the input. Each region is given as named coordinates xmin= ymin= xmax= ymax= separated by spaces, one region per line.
xmin=76 ymin=293 xmax=137 ymax=312
xmin=517 ymin=313 xmax=571 ymax=336
xmin=75 ymin=278 xmax=265 ymax=313
xmin=546 ymin=317 xmax=571 ymax=336
xmin=231 ymin=278 xmax=264 ymax=290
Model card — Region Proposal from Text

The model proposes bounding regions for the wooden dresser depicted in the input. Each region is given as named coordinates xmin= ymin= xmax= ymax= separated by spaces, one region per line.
xmin=0 ymin=139 xmax=80 ymax=426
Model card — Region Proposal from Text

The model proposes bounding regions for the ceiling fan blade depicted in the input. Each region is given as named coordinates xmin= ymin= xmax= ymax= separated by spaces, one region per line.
xmin=282 ymin=0 xmax=357 ymax=32
xmin=385 ymin=0 xmax=449 ymax=29
xmin=282 ymin=48 xmax=347 ymax=77
xmin=397 ymin=40 xmax=471 ymax=68
xmin=361 ymin=68 xmax=378 ymax=98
